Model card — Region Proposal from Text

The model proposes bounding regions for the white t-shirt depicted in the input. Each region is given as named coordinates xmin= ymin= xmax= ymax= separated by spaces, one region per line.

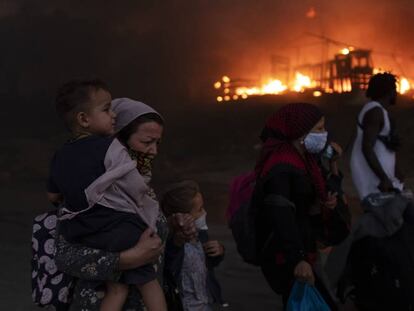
xmin=350 ymin=101 xmax=403 ymax=200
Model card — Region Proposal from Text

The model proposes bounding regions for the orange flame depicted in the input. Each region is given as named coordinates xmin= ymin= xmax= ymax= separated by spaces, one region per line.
xmin=292 ymin=72 xmax=315 ymax=92
xmin=399 ymin=77 xmax=410 ymax=94
xmin=313 ymin=91 xmax=323 ymax=97
xmin=235 ymin=79 xmax=288 ymax=96
xmin=339 ymin=47 xmax=355 ymax=55
xmin=216 ymin=72 xmax=319 ymax=102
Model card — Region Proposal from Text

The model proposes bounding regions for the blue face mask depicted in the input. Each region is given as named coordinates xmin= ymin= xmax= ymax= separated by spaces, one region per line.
xmin=304 ymin=132 xmax=328 ymax=154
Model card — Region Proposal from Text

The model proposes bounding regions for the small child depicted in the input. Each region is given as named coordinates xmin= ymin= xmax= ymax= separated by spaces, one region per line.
xmin=161 ymin=180 xmax=228 ymax=311
xmin=319 ymin=141 xmax=352 ymax=244
xmin=46 ymin=79 xmax=166 ymax=311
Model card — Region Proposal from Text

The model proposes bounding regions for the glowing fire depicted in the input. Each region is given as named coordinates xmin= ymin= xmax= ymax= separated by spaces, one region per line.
xmin=399 ymin=77 xmax=410 ymax=94
xmin=313 ymin=91 xmax=323 ymax=97
xmin=214 ymin=72 xmax=319 ymax=101
xmin=340 ymin=48 xmax=350 ymax=55
xmin=222 ymin=76 xmax=230 ymax=83
xmin=339 ymin=47 xmax=355 ymax=55
xmin=214 ymin=52 xmax=413 ymax=102
xmin=293 ymin=72 xmax=315 ymax=92
xmin=235 ymin=79 xmax=287 ymax=96
xmin=233 ymin=73 xmax=317 ymax=97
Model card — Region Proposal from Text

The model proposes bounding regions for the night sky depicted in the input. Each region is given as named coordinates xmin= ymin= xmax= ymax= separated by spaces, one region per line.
xmin=0 ymin=0 xmax=413 ymax=116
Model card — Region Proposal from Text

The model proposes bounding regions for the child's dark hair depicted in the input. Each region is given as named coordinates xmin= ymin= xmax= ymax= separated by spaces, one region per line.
xmin=366 ymin=72 xmax=397 ymax=100
xmin=117 ymin=113 xmax=164 ymax=145
xmin=161 ymin=180 xmax=200 ymax=217
xmin=55 ymin=78 xmax=110 ymax=129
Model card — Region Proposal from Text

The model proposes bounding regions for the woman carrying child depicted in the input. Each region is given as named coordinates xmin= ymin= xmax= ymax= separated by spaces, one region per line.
xmin=49 ymin=79 xmax=196 ymax=310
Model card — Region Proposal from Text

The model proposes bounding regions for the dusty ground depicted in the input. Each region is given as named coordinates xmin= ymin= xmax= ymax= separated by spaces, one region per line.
xmin=1 ymin=92 xmax=414 ymax=310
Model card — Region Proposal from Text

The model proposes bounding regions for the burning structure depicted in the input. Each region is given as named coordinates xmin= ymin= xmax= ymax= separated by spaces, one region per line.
xmin=214 ymin=41 xmax=411 ymax=102
xmin=296 ymin=48 xmax=373 ymax=93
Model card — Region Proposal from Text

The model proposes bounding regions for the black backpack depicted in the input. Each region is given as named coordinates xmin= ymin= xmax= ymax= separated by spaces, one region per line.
xmin=227 ymin=172 xmax=291 ymax=266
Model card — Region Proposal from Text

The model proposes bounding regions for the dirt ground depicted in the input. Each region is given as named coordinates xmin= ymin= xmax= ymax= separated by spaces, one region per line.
xmin=1 ymin=92 xmax=414 ymax=310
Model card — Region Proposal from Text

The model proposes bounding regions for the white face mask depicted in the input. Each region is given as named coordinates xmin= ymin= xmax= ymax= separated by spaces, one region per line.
xmin=303 ymin=132 xmax=328 ymax=154
xmin=194 ymin=212 xmax=208 ymax=230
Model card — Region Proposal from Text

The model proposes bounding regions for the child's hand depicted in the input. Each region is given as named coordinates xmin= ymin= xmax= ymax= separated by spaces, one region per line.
xmin=203 ymin=240 xmax=224 ymax=257
xmin=169 ymin=213 xmax=197 ymax=246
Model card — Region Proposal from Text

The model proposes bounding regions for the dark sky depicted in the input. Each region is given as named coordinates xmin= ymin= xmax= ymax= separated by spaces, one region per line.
xmin=1 ymin=0 xmax=413 ymax=110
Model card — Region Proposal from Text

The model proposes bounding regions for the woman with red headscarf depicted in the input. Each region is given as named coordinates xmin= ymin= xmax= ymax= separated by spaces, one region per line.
xmin=254 ymin=103 xmax=347 ymax=309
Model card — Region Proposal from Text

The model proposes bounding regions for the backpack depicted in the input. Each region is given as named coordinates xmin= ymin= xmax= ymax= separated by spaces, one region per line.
xmin=226 ymin=171 xmax=261 ymax=265
xmin=31 ymin=210 xmax=75 ymax=310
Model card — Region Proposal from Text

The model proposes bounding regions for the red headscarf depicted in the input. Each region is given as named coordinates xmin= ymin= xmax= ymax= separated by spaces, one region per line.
xmin=255 ymin=103 xmax=327 ymax=201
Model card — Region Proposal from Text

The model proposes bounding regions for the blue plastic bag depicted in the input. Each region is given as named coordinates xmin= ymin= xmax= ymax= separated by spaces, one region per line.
xmin=286 ymin=281 xmax=331 ymax=311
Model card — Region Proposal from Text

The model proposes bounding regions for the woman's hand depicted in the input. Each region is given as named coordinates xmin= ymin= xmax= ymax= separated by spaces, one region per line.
xmin=203 ymin=240 xmax=224 ymax=257
xmin=119 ymin=228 xmax=163 ymax=270
xmin=168 ymin=213 xmax=197 ymax=246
xmin=294 ymin=260 xmax=315 ymax=285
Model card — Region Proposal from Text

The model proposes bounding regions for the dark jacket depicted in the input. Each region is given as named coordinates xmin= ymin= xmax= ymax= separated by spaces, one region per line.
xmin=164 ymin=229 xmax=225 ymax=304
xmin=255 ymin=163 xmax=350 ymax=274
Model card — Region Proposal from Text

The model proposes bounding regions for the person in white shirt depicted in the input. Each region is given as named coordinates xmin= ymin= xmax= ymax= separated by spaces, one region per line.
xmin=350 ymin=72 xmax=403 ymax=201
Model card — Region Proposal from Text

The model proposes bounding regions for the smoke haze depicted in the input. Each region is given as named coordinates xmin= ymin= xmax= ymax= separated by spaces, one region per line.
xmin=0 ymin=0 xmax=413 ymax=126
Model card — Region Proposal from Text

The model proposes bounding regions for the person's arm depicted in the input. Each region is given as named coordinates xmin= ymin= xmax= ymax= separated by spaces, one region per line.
xmin=163 ymin=214 xmax=197 ymax=280
xmin=361 ymin=107 xmax=393 ymax=191
xmin=263 ymin=169 xmax=314 ymax=284
xmin=55 ymin=228 xmax=163 ymax=281
xmin=263 ymin=170 xmax=306 ymax=266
